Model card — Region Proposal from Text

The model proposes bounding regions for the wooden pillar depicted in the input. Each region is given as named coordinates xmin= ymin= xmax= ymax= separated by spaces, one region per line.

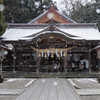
xmin=26 ymin=55 xmax=28 ymax=71
xmin=0 ymin=57 xmax=4 ymax=83
xmin=13 ymin=49 xmax=16 ymax=73
xmin=36 ymin=52 xmax=41 ymax=73
xmin=0 ymin=61 xmax=2 ymax=76
xmin=0 ymin=50 xmax=4 ymax=76
xmin=88 ymin=44 xmax=91 ymax=72
xmin=63 ymin=51 xmax=68 ymax=72
xmin=18 ymin=53 xmax=20 ymax=70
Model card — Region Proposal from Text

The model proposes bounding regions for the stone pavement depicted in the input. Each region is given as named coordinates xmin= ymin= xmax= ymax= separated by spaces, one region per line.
xmin=16 ymin=78 xmax=81 ymax=100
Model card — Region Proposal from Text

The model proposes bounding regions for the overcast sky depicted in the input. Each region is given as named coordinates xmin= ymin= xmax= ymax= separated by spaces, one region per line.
xmin=53 ymin=0 xmax=93 ymax=12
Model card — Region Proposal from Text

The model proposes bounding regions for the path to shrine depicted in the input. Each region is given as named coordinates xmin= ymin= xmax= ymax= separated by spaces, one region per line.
xmin=16 ymin=78 xmax=81 ymax=100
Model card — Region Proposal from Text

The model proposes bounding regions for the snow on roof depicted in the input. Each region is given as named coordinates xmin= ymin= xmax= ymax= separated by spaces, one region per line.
xmin=0 ymin=45 xmax=8 ymax=50
xmin=93 ymin=45 xmax=100 ymax=50
xmin=5 ymin=44 xmax=13 ymax=50
xmin=1 ymin=28 xmax=44 ymax=41
xmin=1 ymin=23 xmax=100 ymax=41
xmin=25 ymin=30 xmax=84 ymax=41
xmin=58 ymin=25 xmax=100 ymax=40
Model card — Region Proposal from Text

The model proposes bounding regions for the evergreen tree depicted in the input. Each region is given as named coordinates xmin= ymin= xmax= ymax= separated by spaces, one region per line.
xmin=4 ymin=0 xmax=51 ymax=23
xmin=0 ymin=0 xmax=6 ymax=35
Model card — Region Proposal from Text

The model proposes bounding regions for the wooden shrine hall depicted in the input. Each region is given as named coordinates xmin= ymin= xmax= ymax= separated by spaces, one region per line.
xmin=1 ymin=3 xmax=100 ymax=72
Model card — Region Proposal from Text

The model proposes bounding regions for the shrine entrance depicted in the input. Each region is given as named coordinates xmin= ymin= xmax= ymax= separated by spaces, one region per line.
xmin=30 ymin=36 xmax=76 ymax=73
xmin=40 ymin=54 xmax=64 ymax=72
xmin=1 ymin=2 xmax=100 ymax=74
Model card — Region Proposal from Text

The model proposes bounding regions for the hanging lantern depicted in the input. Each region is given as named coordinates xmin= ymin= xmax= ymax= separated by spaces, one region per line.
xmin=41 ymin=51 xmax=44 ymax=57
xmin=47 ymin=51 xmax=49 ymax=57
xmin=55 ymin=50 xmax=58 ymax=56
xmin=60 ymin=51 xmax=62 ymax=57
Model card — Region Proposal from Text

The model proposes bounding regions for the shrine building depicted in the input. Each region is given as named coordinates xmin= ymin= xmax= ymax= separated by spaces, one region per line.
xmin=1 ymin=3 xmax=100 ymax=72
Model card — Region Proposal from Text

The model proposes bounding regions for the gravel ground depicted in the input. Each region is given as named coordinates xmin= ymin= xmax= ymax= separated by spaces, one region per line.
xmin=81 ymin=96 xmax=100 ymax=100
xmin=0 ymin=78 xmax=36 ymax=100
xmin=67 ymin=78 xmax=100 ymax=100
xmin=0 ymin=95 xmax=17 ymax=100
xmin=0 ymin=78 xmax=36 ymax=89
xmin=1 ymin=78 xmax=100 ymax=100
xmin=68 ymin=78 xmax=100 ymax=89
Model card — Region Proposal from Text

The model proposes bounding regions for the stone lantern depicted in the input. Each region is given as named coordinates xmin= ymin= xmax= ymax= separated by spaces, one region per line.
xmin=0 ymin=45 xmax=8 ymax=83
xmin=0 ymin=4 xmax=4 ymax=11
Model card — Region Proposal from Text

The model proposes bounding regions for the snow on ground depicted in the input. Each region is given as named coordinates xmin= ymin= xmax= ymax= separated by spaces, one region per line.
xmin=0 ymin=78 xmax=36 ymax=89
xmin=25 ymin=79 xmax=36 ymax=87
xmin=6 ymin=78 xmax=36 ymax=87
xmin=67 ymin=78 xmax=100 ymax=89
xmin=68 ymin=78 xmax=100 ymax=99
xmin=67 ymin=79 xmax=77 ymax=87
xmin=73 ymin=78 xmax=98 ymax=83
xmin=6 ymin=78 xmax=36 ymax=82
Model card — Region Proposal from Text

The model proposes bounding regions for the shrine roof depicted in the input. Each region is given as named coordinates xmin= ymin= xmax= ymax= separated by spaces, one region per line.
xmin=28 ymin=3 xmax=76 ymax=24
xmin=0 ymin=45 xmax=9 ymax=50
xmin=93 ymin=45 xmax=100 ymax=50
xmin=1 ymin=23 xmax=100 ymax=41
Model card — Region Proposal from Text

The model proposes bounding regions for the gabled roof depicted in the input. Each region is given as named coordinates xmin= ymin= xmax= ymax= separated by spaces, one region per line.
xmin=1 ymin=23 xmax=100 ymax=41
xmin=0 ymin=44 xmax=9 ymax=50
xmin=28 ymin=3 xmax=76 ymax=24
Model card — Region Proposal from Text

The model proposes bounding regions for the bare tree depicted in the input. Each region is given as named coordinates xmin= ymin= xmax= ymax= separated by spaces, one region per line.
xmin=61 ymin=0 xmax=100 ymax=30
